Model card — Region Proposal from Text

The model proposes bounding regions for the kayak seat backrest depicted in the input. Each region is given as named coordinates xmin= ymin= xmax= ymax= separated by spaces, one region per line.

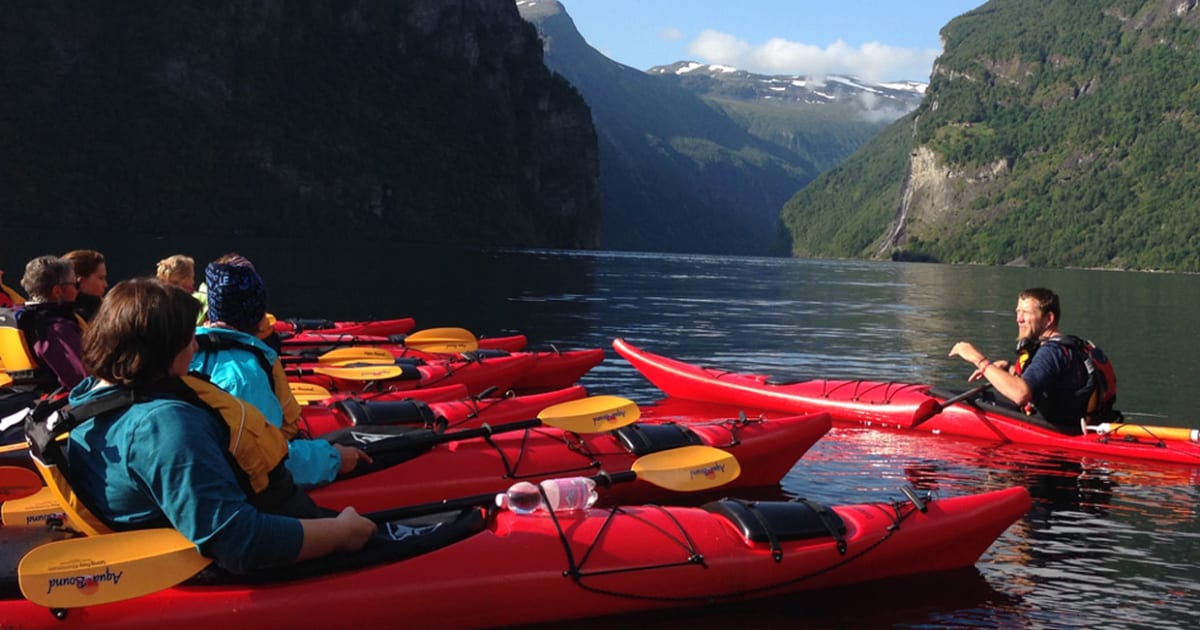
xmin=284 ymin=318 xmax=336 ymax=332
xmin=467 ymin=349 xmax=510 ymax=359
xmin=0 ymin=327 xmax=39 ymax=373
xmin=703 ymin=498 xmax=846 ymax=543
xmin=335 ymin=398 xmax=438 ymax=428
xmin=613 ymin=422 xmax=703 ymax=456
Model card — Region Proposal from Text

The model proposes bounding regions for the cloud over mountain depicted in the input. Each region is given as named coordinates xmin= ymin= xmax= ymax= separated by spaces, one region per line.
xmin=687 ymin=29 xmax=940 ymax=83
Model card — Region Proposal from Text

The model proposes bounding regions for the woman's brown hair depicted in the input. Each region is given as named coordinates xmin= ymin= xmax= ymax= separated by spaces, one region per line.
xmin=62 ymin=249 xmax=106 ymax=279
xmin=83 ymin=278 xmax=200 ymax=386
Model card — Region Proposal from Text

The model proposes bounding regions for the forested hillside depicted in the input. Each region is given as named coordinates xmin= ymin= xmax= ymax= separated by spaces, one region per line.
xmin=783 ymin=0 xmax=1200 ymax=271
xmin=0 ymin=0 xmax=602 ymax=249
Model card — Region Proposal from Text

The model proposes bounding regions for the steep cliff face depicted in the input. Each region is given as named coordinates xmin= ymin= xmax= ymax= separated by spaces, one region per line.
xmin=0 ymin=0 xmax=601 ymax=248
xmin=881 ymin=146 xmax=1011 ymax=255
xmin=784 ymin=0 xmax=1200 ymax=271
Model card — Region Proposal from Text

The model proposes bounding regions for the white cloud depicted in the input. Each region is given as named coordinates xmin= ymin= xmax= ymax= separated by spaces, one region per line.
xmin=659 ymin=27 xmax=683 ymax=41
xmin=687 ymin=29 xmax=940 ymax=83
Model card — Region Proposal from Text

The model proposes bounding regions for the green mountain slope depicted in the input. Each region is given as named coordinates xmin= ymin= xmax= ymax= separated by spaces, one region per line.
xmin=783 ymin=0 xmax=1200 ymax=271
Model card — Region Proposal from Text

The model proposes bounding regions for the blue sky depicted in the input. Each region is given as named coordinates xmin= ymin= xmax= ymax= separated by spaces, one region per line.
xmin=553 ymin=0 xmax=987 ymax=83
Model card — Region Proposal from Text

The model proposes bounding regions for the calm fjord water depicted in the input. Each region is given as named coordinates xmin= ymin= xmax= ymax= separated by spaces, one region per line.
xmin=8 ymin=233 xmax=1199 ymax=628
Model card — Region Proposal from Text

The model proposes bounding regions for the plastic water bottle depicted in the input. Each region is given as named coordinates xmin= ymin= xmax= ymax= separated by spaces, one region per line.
xmin=540 ymin=477 xmax=598 ymax=512
xmin=496 ymin=477 xmax=598 ymax=514
xmin=496 ymin=481 xmax=542 ymax=514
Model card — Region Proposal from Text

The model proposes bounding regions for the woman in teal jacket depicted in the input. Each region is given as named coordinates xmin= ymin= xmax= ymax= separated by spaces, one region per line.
xmin=66 ymin=278 xmax=375 ymax=573
xmin=189 ymin=259 xmax=369 ymax=486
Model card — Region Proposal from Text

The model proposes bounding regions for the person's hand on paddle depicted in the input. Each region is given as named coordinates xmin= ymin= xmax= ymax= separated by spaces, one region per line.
xmin=334 ymin=444 xmax=373 ymax=475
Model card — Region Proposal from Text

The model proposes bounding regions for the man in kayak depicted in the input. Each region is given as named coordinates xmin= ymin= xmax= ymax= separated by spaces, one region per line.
xmin=190 ymin=258 xmax=371 ymax=486
xmin=50 ymin=278 xmax=377 ymax=573
xmin=14 ymin=255 xmax=87 ymax=390
xmin=948 ymin=287 xmax=1095 ymax=433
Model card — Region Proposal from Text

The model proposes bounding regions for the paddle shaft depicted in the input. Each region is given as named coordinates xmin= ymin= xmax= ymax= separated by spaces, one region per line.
xmin=360 ymin=419 xmax=543 ymax=457
xmin=912 ymin=383 xmax=992 ymax=426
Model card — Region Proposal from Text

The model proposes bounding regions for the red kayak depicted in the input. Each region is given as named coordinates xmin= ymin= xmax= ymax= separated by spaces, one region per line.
xmin=508 ymin=348 xmax=605 ymax=393
xmin=613 ymin=339 xmax=1200 ymax=467
xmin=352 ymin=347 xmax=604 ymax=394
xmin=298 ymin=385 xmax=590 ymax=436
xmin=288 ymin=353 xmax=536 ymax=396
xmin=0 ymin=486 xmax=1029 ymax=628
xmin=279 ymin=332 xmax=527 ymax=353
xmin=272 ymin=317 xmax=416 ymax=337
xmin=309 ymin=411 xmax=833 ymax=512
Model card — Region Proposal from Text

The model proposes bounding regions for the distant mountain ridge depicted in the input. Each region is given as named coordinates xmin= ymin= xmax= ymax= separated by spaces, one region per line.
xmin=648 ymin=61 xmax=925 ymax=120
xmin=519 ymin=0 xmax=815 ymax=255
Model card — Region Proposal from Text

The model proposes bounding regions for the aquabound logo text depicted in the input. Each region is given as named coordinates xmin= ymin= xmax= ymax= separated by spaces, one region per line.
xmin=23 ymin=511 xmax=67 ymax=526
xmin=689 ymin=463 xmax=726 ymax=479
xmin=46 ymin=566 xmax=123 ymax=595
xmin=591 ymin=409 xmax=627 ymax=426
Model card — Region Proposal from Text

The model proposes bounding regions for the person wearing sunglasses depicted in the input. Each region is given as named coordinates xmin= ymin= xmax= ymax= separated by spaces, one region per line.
xmin=15 ymin=255 xmax=87 ymax=390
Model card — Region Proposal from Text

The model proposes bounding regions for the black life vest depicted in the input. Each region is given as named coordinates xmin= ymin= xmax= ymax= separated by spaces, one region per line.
xmin=1015 ymin=334 xmax=1120 ymax=424
xmin=12 ymin=303 xmax=82 ymax=390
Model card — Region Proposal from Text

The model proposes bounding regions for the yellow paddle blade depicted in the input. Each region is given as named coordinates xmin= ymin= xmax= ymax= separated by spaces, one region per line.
xmin=3 ymin=486 xmax=71 ymax=527
xmin=302 ymin=364 xmax=404 ymax=381
xmin=538 ymin=395 xmax=640 ymax=433
xmin=288 ymin=382 xmax=334 ymax=405
xmin=631 ymin=445 xmax=741 ymax=492
xmin=19 ymin=528 xmax=212 ymax=608
xmin=404 ymin=327 xmax=479 ymax=353
xmin=318 ymin=347 xmax=396 ymax=364
xmin=0 ymin=466 xmax=43 ymax=502
xmin=0 ymin=370 xmax=11 ymax=388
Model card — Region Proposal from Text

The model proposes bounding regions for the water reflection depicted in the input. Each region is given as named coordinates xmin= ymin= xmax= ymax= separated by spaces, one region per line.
xmin=8 ymin=235 xmax=1200 ymax=628
xmin=785 ymin=425 xmax=1200 ymax=629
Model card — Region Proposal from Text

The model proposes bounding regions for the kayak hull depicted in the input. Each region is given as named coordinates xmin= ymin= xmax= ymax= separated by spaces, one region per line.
xmin=279 ymin=332 xmax=526 ymax=352
xmin=273 ymin=317 xmax=416 ymax=337
xmin=0 ymin=487 xmax=1029 ymax=629
xmin=508 ymin=348 xmax=605 ymax=393
xmin=298 ymin=385 xmax=590 ymax=436
xmin=309 ymin=411 xmax=833 ymax=512
xmin=289 ymin=353 xmax=537 ymax=396
xmin=613 ymin=338 xmax=1200 ymax=466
